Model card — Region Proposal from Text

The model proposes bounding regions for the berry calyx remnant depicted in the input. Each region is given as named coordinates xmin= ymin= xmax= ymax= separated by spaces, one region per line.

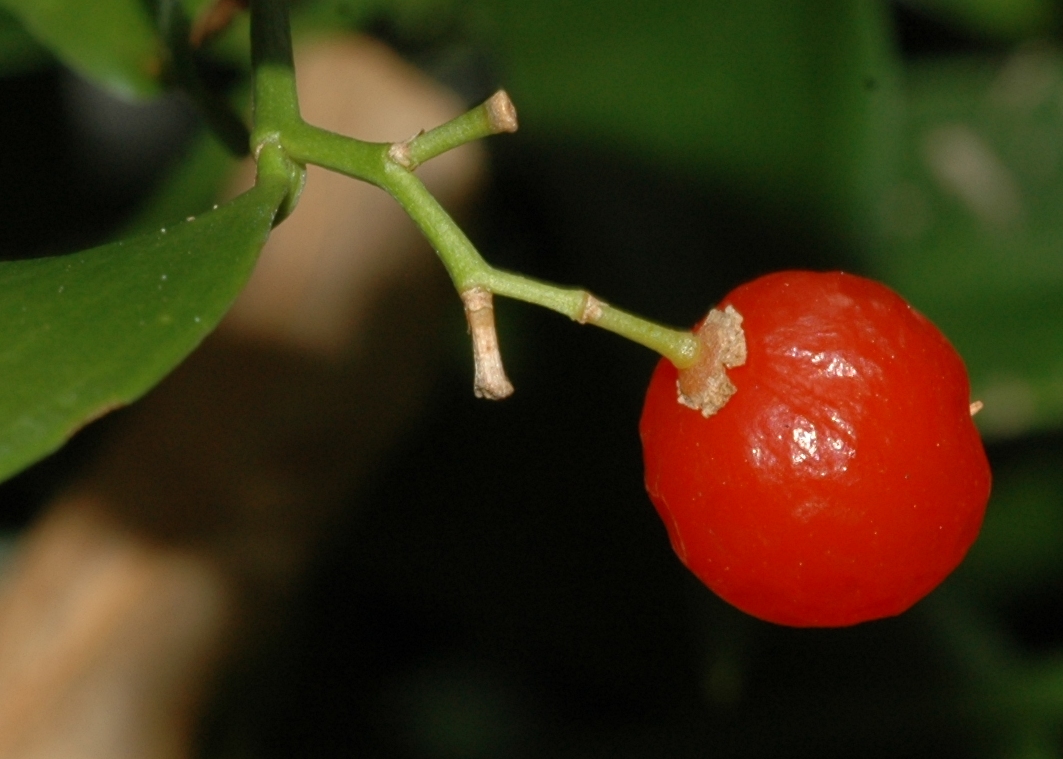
xmin=676 ymin=304 xmax=747 ymax=416
xmin=639 ymin=271 xmax=991 ymax=627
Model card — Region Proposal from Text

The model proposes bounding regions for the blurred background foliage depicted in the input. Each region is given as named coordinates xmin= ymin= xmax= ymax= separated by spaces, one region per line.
xmin=1 ymin=0 xmax=1063 ymax=756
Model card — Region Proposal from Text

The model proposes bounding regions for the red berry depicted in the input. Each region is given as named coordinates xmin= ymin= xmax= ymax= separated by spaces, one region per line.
xmin=639 ymin=271 xmax=991 ymax=627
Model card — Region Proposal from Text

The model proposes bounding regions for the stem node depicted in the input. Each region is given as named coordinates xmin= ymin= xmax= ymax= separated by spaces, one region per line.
xmin=387 ymin=141 xmax=414 ymax=169
xmin=576 ymin=293 xmax=605 ymax=325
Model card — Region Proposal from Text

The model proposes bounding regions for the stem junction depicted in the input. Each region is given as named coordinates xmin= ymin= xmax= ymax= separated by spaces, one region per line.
xmin=247 ymin=0 xmax=732 ymax=404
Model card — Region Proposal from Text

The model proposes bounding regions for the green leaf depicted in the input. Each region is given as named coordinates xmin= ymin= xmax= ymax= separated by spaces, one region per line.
xmin=0 ymin=0 xmax=161 ymax=98
xmin=867 ymin=52 xmax=1063 ymax=439
xmin=0 ymin=176 xmax=286 ymax=484
xmin=0 ymin=7 xmax=49 ymax=77
xmin=484 ymin=0 xmax=901 ymax=239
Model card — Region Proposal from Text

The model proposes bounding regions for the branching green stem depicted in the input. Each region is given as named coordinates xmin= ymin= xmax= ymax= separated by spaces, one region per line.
xmin=283 ymin=122 xmax=389 ymax=185
xmin=247 ymin=0 xmax=700 ymax=376
xmin=384 ymin=165 xmax=699 ymax=367
xmin=390 ymin=90 xmax=519 ymax=170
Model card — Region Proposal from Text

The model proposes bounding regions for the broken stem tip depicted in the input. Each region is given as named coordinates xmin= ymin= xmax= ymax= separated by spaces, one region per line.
xmin=461 ymin=287 xmax=515 ymax=400
xmin=486 ymin=90 xmax=519 ymax=134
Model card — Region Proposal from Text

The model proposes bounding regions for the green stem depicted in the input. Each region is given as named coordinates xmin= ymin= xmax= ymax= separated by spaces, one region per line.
xmin=249 ymin=0 xmax=300 ymax=143
xmin=392 ymin=90 xmax=519 ymax=170
xmin=385 ymin=168 xmax=489 ymax=288
xmin=282 ymin=122 xmax=390 ymax=186
xmin=248 ymin=0 xmax=304 ymax=217
xmin=245 ymin=0 xmax=699 ymax=370
xmin=385 ymin=167 xmax=700 ymax=368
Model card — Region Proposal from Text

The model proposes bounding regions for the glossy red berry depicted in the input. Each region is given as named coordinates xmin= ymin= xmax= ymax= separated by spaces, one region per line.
xmin=639 ymin=271 xmax=991 ymax=627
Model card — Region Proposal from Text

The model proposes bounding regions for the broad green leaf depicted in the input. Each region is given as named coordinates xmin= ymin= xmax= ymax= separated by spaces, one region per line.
xmin=0 ymin=7 xmax=49 ymax=77
xmin=0 ymin=0 xmax=161 ymax=98
xmin=867 ymin=52 xmax=1063 ymax=438
xmin=0 ymin=176 xmax=286 ymax=483
xmin=482 ymin=0 xmax=901 ymax=241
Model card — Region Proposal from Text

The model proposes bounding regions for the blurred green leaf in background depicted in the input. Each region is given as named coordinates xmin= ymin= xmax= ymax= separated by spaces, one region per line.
xmin=0 ymin=0 xmax=162 ymax=98
xmin=0 ymin=7 xmax=49 ymax=76
xmin=870 ymin=50 xmax=1063 ymax=439
xmin=484 ymin=0 xmax=902 ymax=246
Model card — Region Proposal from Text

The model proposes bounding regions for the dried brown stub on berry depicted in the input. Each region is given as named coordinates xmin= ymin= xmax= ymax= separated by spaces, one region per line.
xmin=676 ymin=305 xmax=747 ymax=417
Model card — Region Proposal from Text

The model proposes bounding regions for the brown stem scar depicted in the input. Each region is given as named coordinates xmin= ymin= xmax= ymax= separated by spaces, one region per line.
xmin=387 ymin=142 xmax=413 ymax=169
xmin=676 ymin=304 xmax=747 ymax=417
xmin=576 ymin=293 xmax=605 ymax=325
xmin=461 ymin=287 xmax=515 ymax=400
